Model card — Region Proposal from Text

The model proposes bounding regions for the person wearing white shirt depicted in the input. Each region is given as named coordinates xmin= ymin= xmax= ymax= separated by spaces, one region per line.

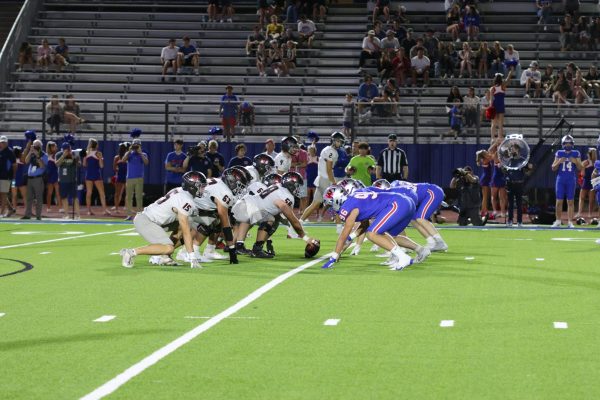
xmin=520 ymin=60 xmax=542 ymax=98
xmin=297 ymin=15 xmax=316 ymax=48
xmin=358 ymin=30 xmax=381 ymax=72
xmin=380 ymin=30 xmax=399 ymax=54
xmin=503 ymin=44 xmax=520 ymax=75
xmin=411 ymin=47 xmax=431 ymax=87
xmin=160 ymin=38 xmax=179 ymax=82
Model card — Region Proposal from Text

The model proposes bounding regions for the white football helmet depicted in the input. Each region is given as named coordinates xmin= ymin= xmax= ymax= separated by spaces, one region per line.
xmin=323 ymin=185 xmax=348 ymax=212
xmin=337 ymin=178 xmax=365 ymax=195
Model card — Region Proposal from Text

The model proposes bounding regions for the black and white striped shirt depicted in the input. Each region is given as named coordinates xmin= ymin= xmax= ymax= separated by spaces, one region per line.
xmin=377 ymin=147 xmax=408 ymax=179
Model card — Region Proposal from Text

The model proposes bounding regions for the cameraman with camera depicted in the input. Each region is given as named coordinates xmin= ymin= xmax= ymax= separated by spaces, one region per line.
xmin=183 ymin=141 xmax=213 ymax=178
xmin=55 ymin=142 xmax=81 ymax=219
xmin=22 ymin=139 xmax=48 ymax=220
xmin=450 ymin=165 xmax=487 ymax=226
xmin=122 ymin=138 xmax=149 ymax=220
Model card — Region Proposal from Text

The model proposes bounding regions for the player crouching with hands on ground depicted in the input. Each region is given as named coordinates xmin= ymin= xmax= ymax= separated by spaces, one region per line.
xmin=321 ymin=184 xmax=417 ymax=271
xmin=120 ymin=171 xmax=207 ymax=269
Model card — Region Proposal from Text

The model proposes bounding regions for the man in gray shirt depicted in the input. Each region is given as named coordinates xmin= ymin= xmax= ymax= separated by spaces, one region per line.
xmin=55 ymin=142 xmax=81 ymax=219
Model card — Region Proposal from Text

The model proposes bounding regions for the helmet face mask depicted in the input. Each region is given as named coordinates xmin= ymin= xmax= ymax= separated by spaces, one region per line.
xmin=323 ymin=185 xmax=348 ymax=212
xmin=373 ymin=179 xmax=391 ymax=189
xmin=222 ymin=167 xmax=248 ymax=196
xmin=281 ymin=136 xmax=299 ymax=154
xmin=330 ymin=131 xmax=346 ymax=149
xmin=562 ymin=135 xmax=574 ymax=150
xmin=338 ymin=178 xmax=365 ymax=195
xmin=281 ymin=172 xmax=304 ymax=197
xmin=262 ymin=173 xmax=282 ymax=187
xmin=253 ymin=153 xmax=275 ymax=176
xmin=182 ymin=171 xmax=208 ymax=198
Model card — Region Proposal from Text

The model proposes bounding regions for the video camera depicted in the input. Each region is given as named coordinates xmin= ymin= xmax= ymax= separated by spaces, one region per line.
xmin=187 ymin=145 xmax=201 ymax=157
xmin=452 ymin=168 xmax=468 ymax=179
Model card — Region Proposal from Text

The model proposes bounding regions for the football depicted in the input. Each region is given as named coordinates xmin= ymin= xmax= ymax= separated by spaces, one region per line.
xmin=304 ymin=239 xmax=320 ymax=258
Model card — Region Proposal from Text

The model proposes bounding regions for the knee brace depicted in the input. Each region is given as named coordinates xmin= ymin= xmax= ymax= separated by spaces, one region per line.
xmin=258 ymin=221 xmax=277 ymax=237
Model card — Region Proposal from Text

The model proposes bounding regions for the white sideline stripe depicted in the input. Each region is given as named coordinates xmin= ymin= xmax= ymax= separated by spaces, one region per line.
xmin=79 ymin=252 xmax=332 ymax=400
xmin=536 ymin=258 xmax=545 ymax=261
xmin=39 ymin=252 xmax=51 ymax=255
xmin=183 ymin=316 xmax=259 ymax=320
xmin=118 ymin=232 xmax=139 ymax=236
xmin=323 ymin=319 xmax=340 ymax=326
xmin=94 ymin=315 xmax=116 ymax=323
xmin=0 ymin=228 xmax=134 ymax=250
xmin=440 ymin=320 xmax=454 ymax=327
xmin=554 ymin=321 xmax=568 ymax=329
xmin=464 ymin=257 xmax=475 ymax=260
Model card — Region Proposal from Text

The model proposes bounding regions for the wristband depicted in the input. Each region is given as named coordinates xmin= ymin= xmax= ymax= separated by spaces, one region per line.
xmin=222 ymin=226 xmax=234 ymax=242
xmin=302 ymin=235 xmax=310 ymax=242
xmin=349 ymin=232 xmax=357 ymax=240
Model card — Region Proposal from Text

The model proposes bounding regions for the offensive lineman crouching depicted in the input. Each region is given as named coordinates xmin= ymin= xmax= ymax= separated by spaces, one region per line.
xmin=232 ymin=172 xmax=318 ymax=257
xmin=119 ymin=171 xmax=207 ymax=268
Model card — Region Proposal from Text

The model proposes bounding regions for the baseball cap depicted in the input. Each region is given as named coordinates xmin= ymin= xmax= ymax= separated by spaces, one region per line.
xmin=132 ymin=138 xmax=142 ymax=145
xmin=0 ymin=135 xmax=7 ymax=143
xmin=529 ymin=60 xmax=539 ymax=67
xmin=368 ymin=30 xmax=375 ymax=35
xmin=61 ymin=142 xmax=71 ymax=150
xmin=388 ymin=134 xmax=397 ymax=140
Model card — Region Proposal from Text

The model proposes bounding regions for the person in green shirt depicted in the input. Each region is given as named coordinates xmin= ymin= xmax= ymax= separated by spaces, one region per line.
xmin=346 ymin=142 xmax=376 ymax=186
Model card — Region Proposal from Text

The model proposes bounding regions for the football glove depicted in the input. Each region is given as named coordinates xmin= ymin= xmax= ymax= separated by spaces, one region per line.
xmin=189 ymin=255 xmax=202 ymax=269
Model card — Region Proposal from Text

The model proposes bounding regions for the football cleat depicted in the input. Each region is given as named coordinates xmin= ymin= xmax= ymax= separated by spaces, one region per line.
xmin=266 ymin=239 xmax=276 ymax=256
xmin=551 ymin=220 xmax=562 ymax=228
xmin=235 ymin=243 xmax=253 ymax=256
xmin=204 ymin=249 xmax=228 ymax=260
xmin=252 ymin=249 xmax=274 ymax=258
xmin=414 ymin=246 xmax=431 ymax=263
xmin=176 ymin=249 xmax=212 ymax=263
xmin=120 ymin=248 xmax=136 ymax=268
xmin=149 ymin=255 xmax=179 ymax=266
xmin=370 ymin=244 xmax=380 ymax=252
xmin=390 ymin=258 xmax=414 ymax=271
xmin=429 ymin=240 xmax=448 ymax=252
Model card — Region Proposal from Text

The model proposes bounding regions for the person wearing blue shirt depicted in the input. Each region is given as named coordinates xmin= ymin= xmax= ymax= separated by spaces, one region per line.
xmin=164 ymin=139 xmax=187 ymax=192
xmin=357 ymin=75 xmax=379 ymax=114
xmin=0 ymin=136 xmax=16 ymax=217
xmin=463 ymin=5 xmax=481 ymax=41
xmin=551 ymin=135 xmax=583 ymax=228
xmin=122 ymin=139 xmax=149 ymax=220
xmin=177 ymin=36 xmax=200 ymax=75
xmin=22 ymin=139 xmax=48 ymax=220
xmin=220 ymin=85 xmax=239 ymax=141
xmin=333 ymin=146 xmax=350 ymax=182
xmin=228 ymin=144 xmax=252 ymax=168
xmin=206 ymin=140 xmax=226 ymax=177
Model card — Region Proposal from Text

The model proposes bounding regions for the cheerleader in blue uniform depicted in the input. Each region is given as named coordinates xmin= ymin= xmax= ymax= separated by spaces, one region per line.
xmin=45 ymin=141 xmax=59 ymax=212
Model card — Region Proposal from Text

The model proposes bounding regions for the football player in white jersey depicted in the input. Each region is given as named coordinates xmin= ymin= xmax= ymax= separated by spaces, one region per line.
xmin=274 ymin=136 xmax=299 ymax=174
xmin=300 ymin=131 xmax=346 ymax=222
xmin=178 ymin=167 xmax=248 ymax=264
xmin=232 ymin=172 xmax=317 ymax=257
xmin=245 ymin=153 xmax=275 ymax=186
xmin=119 ymin=171 xmax=207 ymax=269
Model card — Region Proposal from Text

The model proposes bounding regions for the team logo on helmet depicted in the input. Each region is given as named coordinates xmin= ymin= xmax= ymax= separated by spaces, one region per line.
xmin=182 ymin=171 xmax=208 ymax=198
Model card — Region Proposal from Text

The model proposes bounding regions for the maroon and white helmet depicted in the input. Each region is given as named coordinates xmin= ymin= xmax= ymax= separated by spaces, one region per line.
xmin=221 ymin=167 xmax=249 ymax=196
xmin=281 ymin=172 xmax=304 ymax=197
xmin=253 ymin=153 xmax=275 ymax=176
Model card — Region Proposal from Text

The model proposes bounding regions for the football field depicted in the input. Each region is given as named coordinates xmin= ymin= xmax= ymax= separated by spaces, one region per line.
xmin=1 ymin=221 xmax=600 ymax=399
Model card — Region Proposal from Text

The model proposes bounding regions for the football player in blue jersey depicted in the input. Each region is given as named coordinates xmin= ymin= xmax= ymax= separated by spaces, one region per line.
xmin=551 ymin=135 xmax=583 ymax=228
xmin=321 ymin=185 xmax=419 ymax=271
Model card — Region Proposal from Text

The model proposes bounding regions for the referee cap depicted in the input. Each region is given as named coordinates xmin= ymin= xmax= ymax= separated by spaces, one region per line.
xmin=387 ymin=134 xmax=397 ymax=141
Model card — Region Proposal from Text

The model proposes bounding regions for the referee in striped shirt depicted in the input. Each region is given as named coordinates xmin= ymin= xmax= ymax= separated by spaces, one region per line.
xmin=376 ymin=134 xmax=408 ymax=182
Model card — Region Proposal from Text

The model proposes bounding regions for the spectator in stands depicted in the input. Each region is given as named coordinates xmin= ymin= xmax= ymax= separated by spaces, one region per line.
xmin=183 ymin=141 xmax=213 ymax=177
xmin=45 ymin=141 xmax=59 ymax=212
xmin=458 ymin=42 xmax=474 ymax=78
xmin=55 ymin=142 xmax=80 ymax=219
xmin=17 ymin=41 xmax=34 ymax=72
xmin=358 ymin=30 xmax=381 ymax=72
xmin=536 ymin=0 xmax=552 ymax=30
xmin=53 ymin=38 xmax=69 ymax=73
xmin=409 ymin=38 xmax=427 ymax=59
xmin=573 ymin=69 xmax=592 ymax=104
xmin=400 ymin=28 xmax=416 ymax=56
xmin=392 ymin=47 xmax=411 ymax=86
xmin=111 ymin=142 xmax=128 ymax=212
xmin=371 ymin=88 xmax=395 ymax=118
xmin=357 ymin=74 xmax=379 ymax=114
xmin=82 ymin=139 xmax=110 ymax=216
xmin=160 ymin=39 xmax=178 ymax=82
xmin=384 ymin=78 xmax=401 ymax=104
xmin=246 ymin=25 xmax=265 ymax=57
xmin=36 ymin=39 xmax=54 ymax=72
xmin=447 ymin=85 xmax=464 ymax=105
xmin=552 ymin=69 xmax=573 ymax=107
xmin=264 ymin=138 xmax=278 ymax=159
xmin=346 ymin=142 xmax=376 ymax=186
xmin=285 ymin=0 xmax=300 ymax=23
xmin=177 ymin=36 xmax=200 ymax=76
xmin=342 ymin=93 xmax=354 ymax=137
xmin=585 ymin=65 xmax=600 ymax=99
xmin=123 ymin=138 xmax=148 ymax=219
xmin=255 ymin=42 xmax=268 ymax=77
xmin=503 ymin=44 xmax=520 ymax=75
xmin=373 ymin=21 xmax=386 ymax=40
xmin=206 ymin=140 xmax=226 ymax=177
xmin=463 ymin=86 xmax=479 ymax=129
xmin=391 ymin=19 xmax=408 ymax=42
xmin=520 ymin=60 xmax=542 ymax=99
xmin=381 ymin=30 xmax=400 ymax=54
xmin=490 ymin=70 xmax=512 ymax=140
xmin=220 ymin=0 xmax=234 ymax=23
xmin=475 ymin=41 xmax=490 ymax=79
xmin=267 ymin=15 xmax=284 ymax=40
xmin=0 ymin=136 xmax=16 ymax=217
xmin=438 ymin=42 xmax=456 ymax=79
xmin=268 ymin=40 xmax=288 ymax=77
xmin=373 ymin=0 xmax=391 ymax=25
xmin=208 ymin=0 xmax=219 ymax=22
xmin=576 ymin=16 xmax=591 ymax=50
xmin=379 ymin=51 xmax=394 ymax=82
xmin=423 ymin=29 xmax=440 ymax=65
xmin=164 ymin=139 xmax=186 ymax=192
xmin=64 ymin=94 xmax=81 ymax=119
xmin=446 ymin=99 xmax=463 ymax=139
xmin=239 ymin=101 xmax=255 ymax=134
xmin=590 ymin=16 xmax=600 ymax=50
xmin=541 ymin=64 xmax=556 ymax=97
xmin=560 ymin=14 xmax=575 ymax=51
xmin=376 ymin=134 xmax=408 ymax=181
xmin=220 ymin=85 xmax=239 ymax=140
xmin=565 ymin=61 xmax=577 ymax=81
xmin=228 ymin=144 xmax=252 ymax=167
xmin=297 ymin=15 xmax=316 ymax=48
xmin=312 ymin=0 xmax=327 ymax=23
xmin=490 ymin=41 xmax=506 ymax=76
xmin=283 ymin=40 xmax=297 ymax=73
xmin=411 ymin=47 xmax=431 ymax=87
xmin=446 ymin=5 xmax=461 ymax=43
xmin=46 ymin=95 xmax=84 ymax=134
xmin=463 ymin=5 xmax=480 ymax=42
xmin=563 ymin=0 xmax=580 ymax=18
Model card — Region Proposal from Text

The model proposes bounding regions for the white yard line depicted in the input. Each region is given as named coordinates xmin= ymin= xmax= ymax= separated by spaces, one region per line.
xmin=79 ymin=252 xmax=332 ymax=400
xmin=553 ymin=322 xmax=568 ymax=329
xmin=0 ymin=228 xmax=134 ymax=250
xmin=323 ymin=319 xmax=340 ymax=326
xmin=94 ymin=315 xmax=116 ymax=323
xmin=440 ymin=320 xmax=455 ymax=328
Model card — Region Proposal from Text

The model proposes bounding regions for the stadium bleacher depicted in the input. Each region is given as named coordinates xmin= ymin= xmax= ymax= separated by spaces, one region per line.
xmin=0 ymin=0 xmax=599 ymax=144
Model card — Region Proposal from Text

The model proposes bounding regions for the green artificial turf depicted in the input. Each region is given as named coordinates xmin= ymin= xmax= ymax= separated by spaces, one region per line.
xmin=1 ymin=222 xmax=599 ymax=399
